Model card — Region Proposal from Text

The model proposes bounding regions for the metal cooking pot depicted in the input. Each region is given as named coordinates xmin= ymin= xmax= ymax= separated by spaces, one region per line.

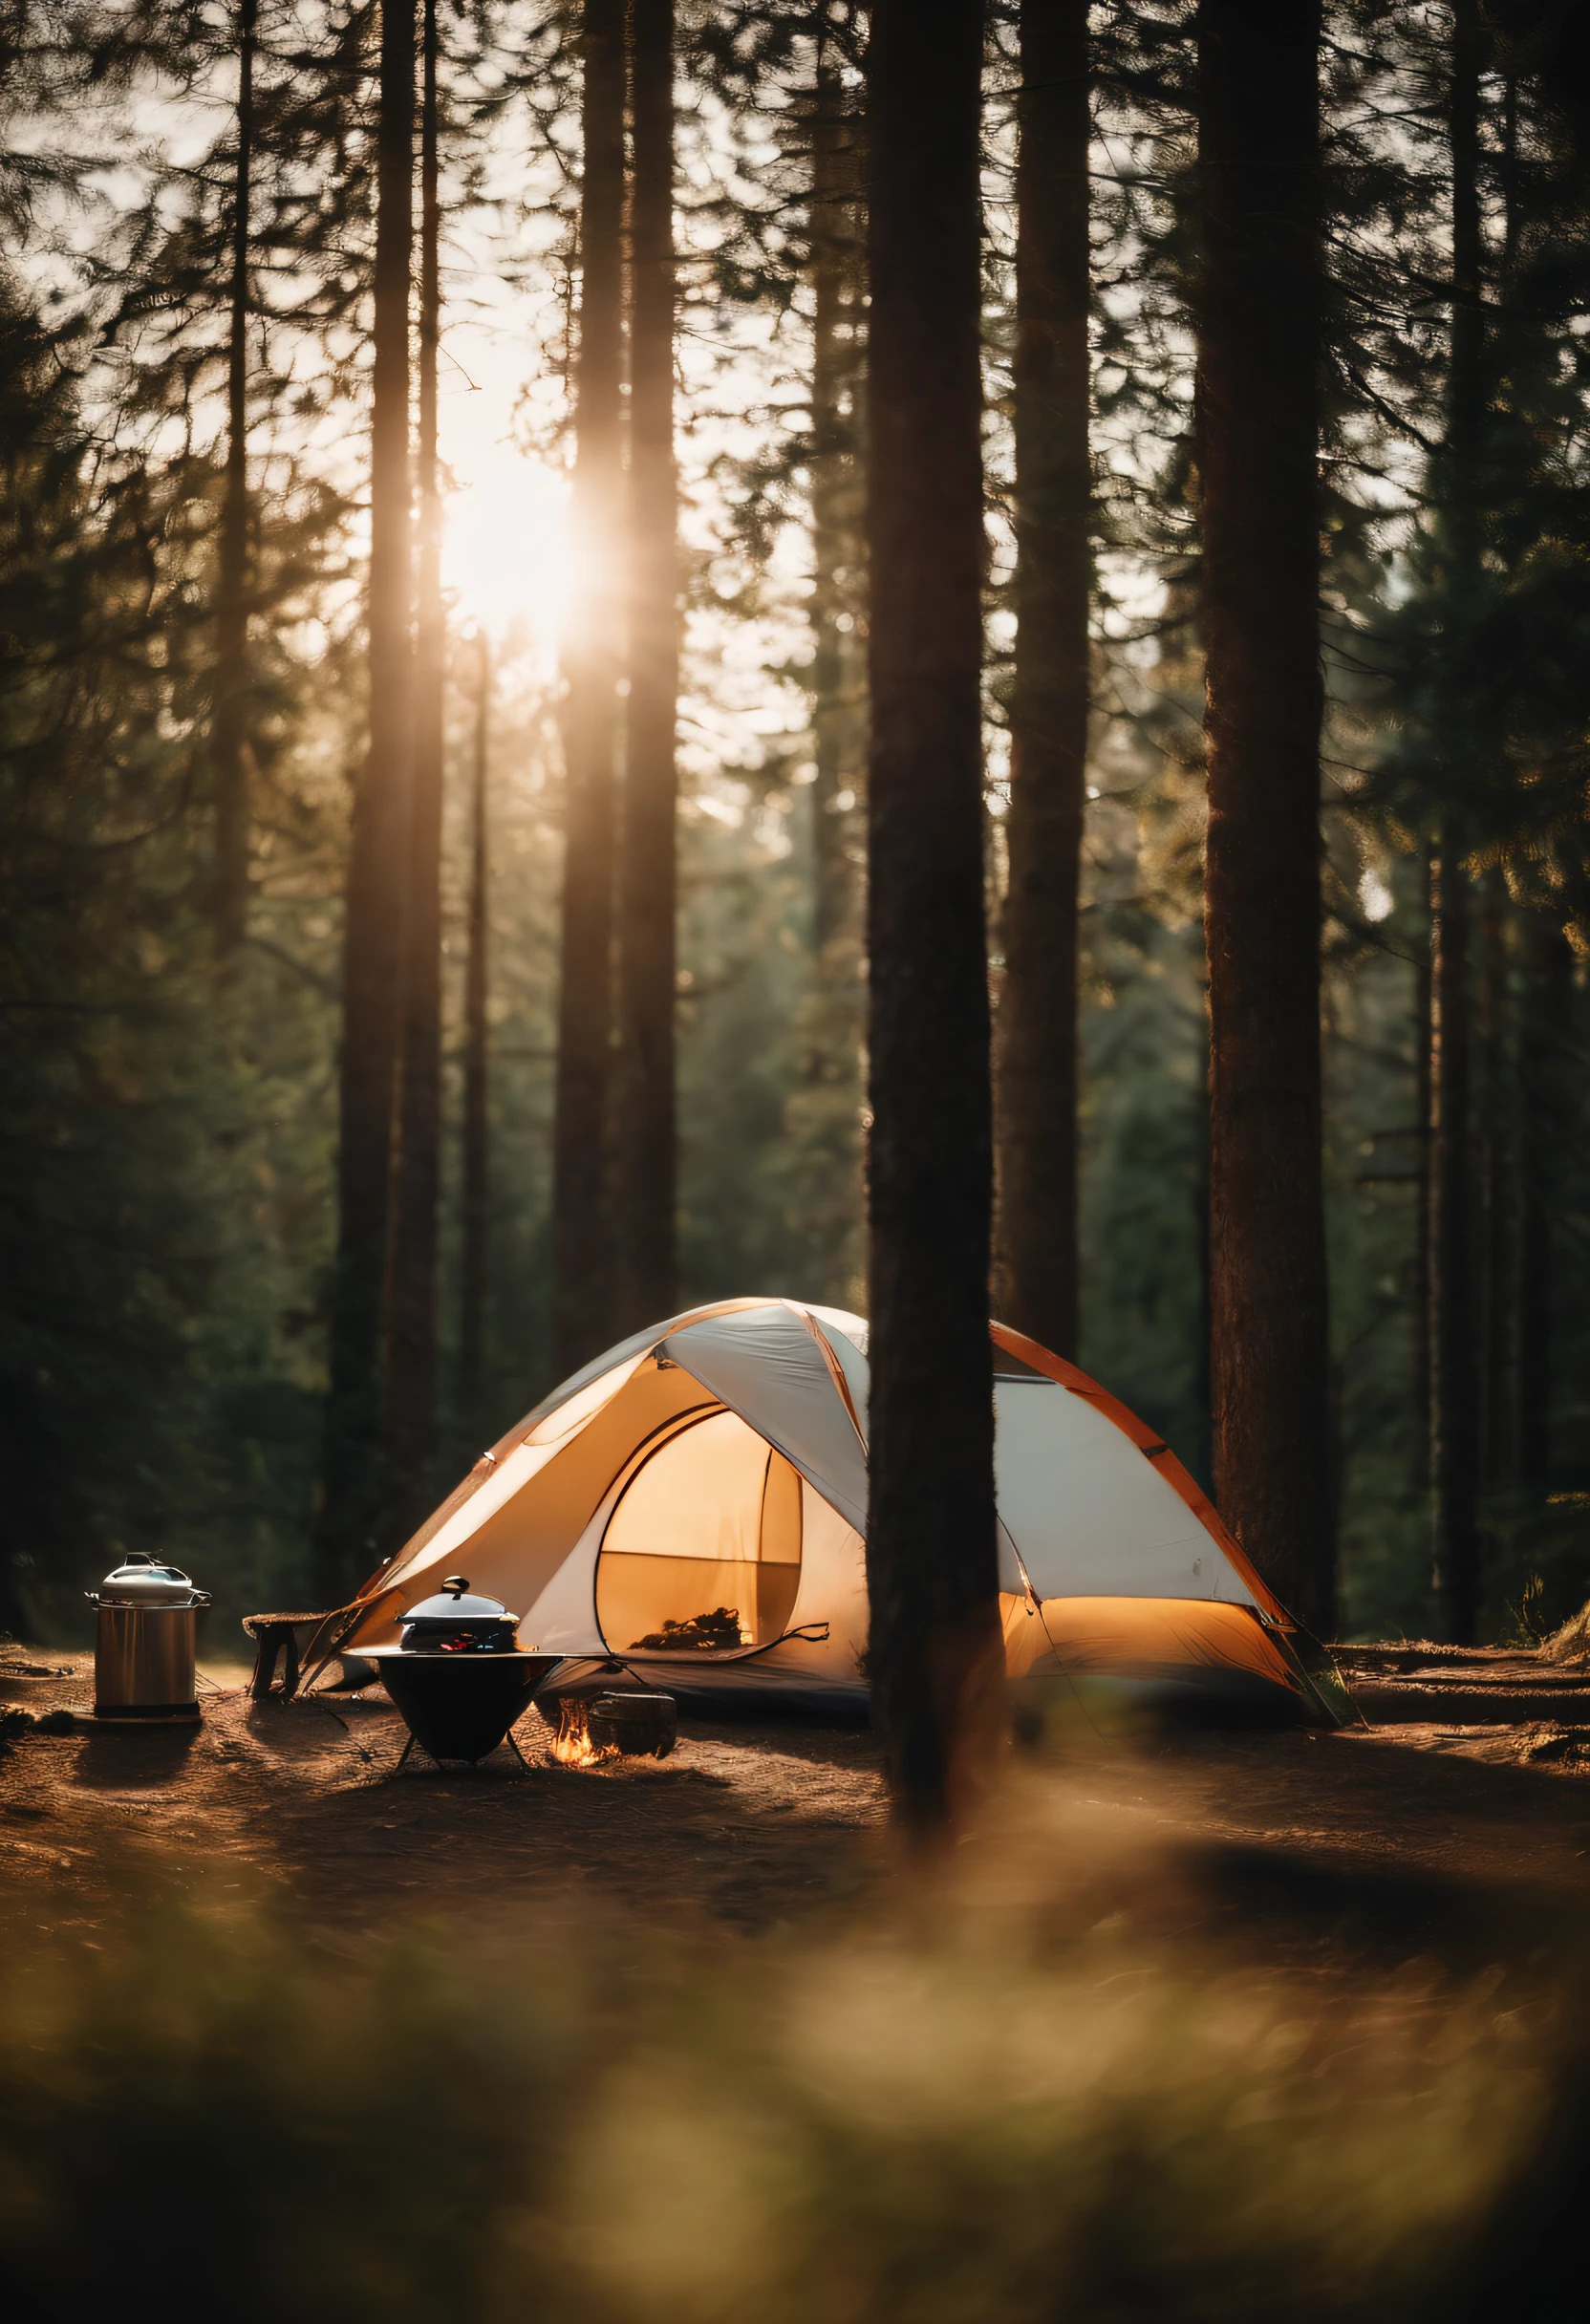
xmin=398 ymin=1576 xmax=520 ymax=1655
xmin=87 ymin=1555 xmax=211 ymax=1722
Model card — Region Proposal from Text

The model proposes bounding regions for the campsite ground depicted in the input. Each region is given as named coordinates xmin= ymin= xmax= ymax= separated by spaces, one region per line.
xmin=6 ymin=1647 xmax=1590 ymax=1975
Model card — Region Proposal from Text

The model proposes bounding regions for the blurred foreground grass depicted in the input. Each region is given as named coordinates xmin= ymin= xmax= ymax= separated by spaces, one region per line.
xmin=0 ymin=1862 xmax=1584 ymax=2324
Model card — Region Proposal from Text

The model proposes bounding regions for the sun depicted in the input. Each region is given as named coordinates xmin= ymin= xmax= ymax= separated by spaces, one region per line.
xmin=441 ymin=436 xmax=570 ymax=656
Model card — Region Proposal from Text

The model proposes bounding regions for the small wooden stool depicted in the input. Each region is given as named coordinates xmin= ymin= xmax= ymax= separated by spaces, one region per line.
xmin=242 ymin=1613 xmax=328 ymax=1700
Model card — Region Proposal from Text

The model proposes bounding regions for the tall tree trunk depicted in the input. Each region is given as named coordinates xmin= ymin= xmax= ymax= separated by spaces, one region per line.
xmin=383 ymin=0 xmax=445 ymax=1539
xmin=459 ymin=632 xmax=491 ymax=1427
xmin=1518 ymin=915 xmax=1571 ymax=1490
xmin=551 ymin=0 xmax=626 ymax=1379
xmin=808 ymin=30 xmax=863 ymax=963
xmin=1479 ymin=872 xmax=1515 ymax=1491
xmin=613 ymin=0 xmax=678 ymax=1333
xmin=866 ymin=0 xmax=1002 ymax=1840
xmin=1412 ymin=861 xmax=1432 ymax=1499
xmin=994 ymin=0 xmax=1090 ymax=1361
xmin=1429 ymin=840 xmax=1480 ymax=1638
xmin=1429 ymin=0 xmax=1485 ymax=1641
xmin=212 ymin=0 xmax=257 ymax=960
xmin=1196 ymin=0 xmax=1332 ymax=1636
xmin=317 ymin=0 xmax=416 ymax=1600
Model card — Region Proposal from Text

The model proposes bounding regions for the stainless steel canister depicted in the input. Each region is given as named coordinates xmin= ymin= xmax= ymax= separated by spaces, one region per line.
xmin=88 ymin=1557 xmax=211 ymax=1721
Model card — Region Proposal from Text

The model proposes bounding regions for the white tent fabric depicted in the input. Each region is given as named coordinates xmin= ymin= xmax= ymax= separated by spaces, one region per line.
xmin=341 ymin=1297 xmax=1348 ymax=1726
xmin=660 ymin=1304 xmax=868 ymax=1533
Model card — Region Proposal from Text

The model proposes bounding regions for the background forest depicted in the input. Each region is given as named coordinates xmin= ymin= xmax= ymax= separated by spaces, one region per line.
xmin=3 ymin=0 xmax=1588 ymax=1649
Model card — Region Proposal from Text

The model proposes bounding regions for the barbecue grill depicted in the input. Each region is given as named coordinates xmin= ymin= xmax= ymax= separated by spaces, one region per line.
xmin=363 ymin=1579 xmax=563 ymax=1767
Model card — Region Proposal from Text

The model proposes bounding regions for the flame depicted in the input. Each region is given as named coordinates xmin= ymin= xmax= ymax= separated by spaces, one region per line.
xmin=549 ymin=1701 xmax=614 ymax=1770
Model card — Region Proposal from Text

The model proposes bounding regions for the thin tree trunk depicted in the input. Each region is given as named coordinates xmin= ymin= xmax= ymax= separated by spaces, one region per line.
xmin=1479 ymin=872 xmax=1515 ymax=1491
xmin=552 ymin=0 xmax=626 ymax=1378
xmin=1429 ymin=840 xmax=1480 ymax=1638
xmin=994 ymin=0 xmax=1090 ymax=1361
xmin=613 ymin=0 xmax=678 ymax=1333
xmin=317 ymin=0 xmax=416 ymax=1600
xmin=1196 ymin=0 xmax=1332 ymax=1636
xmin=808 ymin=32 xmax=863 ymax=963
xmin=866 ymin=0 xmax=1002 ymax=1840
xmin=383 ymin=0 xmax=445 ymax=1539
xmin=1518 ymin=915 xmax=1570 ymax=1490
xmin=1412 ymin=859 xmax=1432 ymax=1499
xmin=459 ymin=632 xmax=491 ymax=1425
xmin=212 ymin=0 xmax=257 ymax=960
xmin=1429 ymin=0 xmax=1485 ymax=1642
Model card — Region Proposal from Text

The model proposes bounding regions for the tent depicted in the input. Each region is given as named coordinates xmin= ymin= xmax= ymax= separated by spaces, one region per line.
xmin=327 ymin=1298 xmax=1354 ymax=1729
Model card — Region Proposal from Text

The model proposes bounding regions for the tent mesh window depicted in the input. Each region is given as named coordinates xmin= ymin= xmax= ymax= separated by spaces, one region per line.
xmin=595 ymin=1409 xmax=803 ymax=1651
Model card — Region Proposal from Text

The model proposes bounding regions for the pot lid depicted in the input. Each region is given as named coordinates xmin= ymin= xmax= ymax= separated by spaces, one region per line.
xmin=98 ymin=1554 xmax=199 ymax=1601
xmin=401 ymin=1576 xmax=517 ymax=1625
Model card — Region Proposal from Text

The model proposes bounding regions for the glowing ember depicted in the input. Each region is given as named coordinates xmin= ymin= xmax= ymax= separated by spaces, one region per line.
xmin=549 ymin=1701 xmax=614 ymax=1769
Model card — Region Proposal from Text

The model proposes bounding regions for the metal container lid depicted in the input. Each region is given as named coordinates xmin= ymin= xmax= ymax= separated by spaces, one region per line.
xmin=401 ymin=1577 xmax=519 ymax=1626
xmin=92 ymin=1554 xmax=208 ymax=1609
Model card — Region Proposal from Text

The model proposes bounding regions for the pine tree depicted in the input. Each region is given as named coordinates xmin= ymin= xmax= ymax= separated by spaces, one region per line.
xmin=865 ymin=0 xmax=1002 ymax=1836
xmin=318 ymin=0 xmax=417 ymax=1598
xmin=1196 ymin=0 xmax=1333 ymax=1635
xmin=383 ymin=0 xmax=446 ymax=1539
xmin=459 ymin=631 xmax=491 ymax=1427
xmin=552 ymin=0 xmax=626 ymax=1377
xmin=806 ymin=14 xmax=865 ymax=968
xmin=613 ymin=0 xmax=679 ymax=1334
xmin=211 ymin=0 xmax=258 ymax=961
xmin=994 ymin=0 xmax=1091 ymax=1360
xmin=1426 ymin=0 xmax=1485 ymax=1643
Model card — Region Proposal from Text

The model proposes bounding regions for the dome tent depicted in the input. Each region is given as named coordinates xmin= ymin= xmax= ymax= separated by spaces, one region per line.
xmin=310 ymin=1298 xmax=1353 ymax=1729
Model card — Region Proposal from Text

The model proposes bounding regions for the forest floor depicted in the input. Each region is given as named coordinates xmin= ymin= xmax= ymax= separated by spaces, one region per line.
xmin=5 ymin=1644 xmax=1590 ymax=1978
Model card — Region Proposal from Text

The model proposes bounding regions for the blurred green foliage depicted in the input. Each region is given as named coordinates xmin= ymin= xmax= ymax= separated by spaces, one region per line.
xmin=0 ymin=1882 xmax=1580 ymax=2324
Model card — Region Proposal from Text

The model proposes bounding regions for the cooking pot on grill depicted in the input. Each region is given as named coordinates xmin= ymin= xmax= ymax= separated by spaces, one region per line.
xmin=398 ymin=1577 xmax=520 ymax=1654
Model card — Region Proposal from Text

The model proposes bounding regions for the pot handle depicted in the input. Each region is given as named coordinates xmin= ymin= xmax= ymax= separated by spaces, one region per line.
xmin=190 ymin=1591 xmax=213 ymax=1609
xmin=84 ymin=1591 xmax=99 ymax=1605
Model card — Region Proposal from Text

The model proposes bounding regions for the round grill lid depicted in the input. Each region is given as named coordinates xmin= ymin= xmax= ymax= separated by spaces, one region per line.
xmin=402 ymin=1576 xmax=516 ymax=1625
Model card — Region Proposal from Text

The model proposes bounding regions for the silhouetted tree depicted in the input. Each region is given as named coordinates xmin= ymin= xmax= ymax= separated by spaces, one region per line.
xmin=613 ymin=0 xmax=679 ymax=1332
xmin=994 ymin=0 xmax=1091 ymax=1361
xmin=865 ymin=0 xmax=1002 ymax=1837
xmin=319 ymin=0 xmax=416 ymax=1597
xmin=552 ymin=0 xmax=625 ymax=1375
xmin=459 ymin=631 xmax=491 ymax=1423
xmin=211 ymin=0 xmax=257 ymax=960
xmin=384 ymin=0 xmax=445 ymax=1538
xmin=1196 ymin=0 xmax=1332 ymax=1636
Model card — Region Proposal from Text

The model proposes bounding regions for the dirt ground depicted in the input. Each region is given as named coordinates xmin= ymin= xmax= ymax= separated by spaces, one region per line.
xmin=6 ymin=1646 xmax=1590 ymax=1970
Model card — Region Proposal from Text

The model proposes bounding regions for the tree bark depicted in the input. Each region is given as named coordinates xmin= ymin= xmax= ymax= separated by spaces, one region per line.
xmin=1429 ymin=839 xmax=1480 ymax=1639
xmin=1429 ymin=0 xmax=1484 ymax=1642
xmin=1412 ymin=859 xmax=1432 ymax=1499
xmin=459 ymin=632 xmax=491 ymax=1425
xmin=613 ymin=0 xmax=678 ymax=1334
xmin=994 ymin=0 xmax=1090 ymax=1362
xmin=211 ymin=0 xmax=257 ymax=960
xmin=1196 ymin=0 xmax=1332 ymax=1636
xmin=383 ymin=0 xmax=445 ymax=1539
xmin=865 ymin=0 xmax=1002 ymax=1840
xmin=807 ymin=30 xmax=864 ymax=964
xmin=551 ymin=0 xmax=626 ymax=1378
xmin=1479 ymin=872 xmax=1515 ymax=1492
xmin=317 ymin=0 xmax=416 ymax=1600
xmin=1518 ymin=915 xmax=1571 ymax=1490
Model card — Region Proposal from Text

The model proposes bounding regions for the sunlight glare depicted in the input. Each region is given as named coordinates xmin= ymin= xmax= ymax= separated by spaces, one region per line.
xmin=441 ymin=435 xmax=570 ymax=658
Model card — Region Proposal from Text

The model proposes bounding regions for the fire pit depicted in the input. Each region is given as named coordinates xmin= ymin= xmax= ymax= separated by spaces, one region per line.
xmin=550 ymin=1690 xmax=677 ymax=1764
xmin=362 ymin=1579 xmax=564 ymax=1768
